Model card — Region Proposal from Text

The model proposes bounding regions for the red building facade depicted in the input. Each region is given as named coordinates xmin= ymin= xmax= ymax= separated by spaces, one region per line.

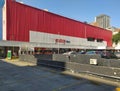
xmin=2 ymin=0 xmax=112 ymax=49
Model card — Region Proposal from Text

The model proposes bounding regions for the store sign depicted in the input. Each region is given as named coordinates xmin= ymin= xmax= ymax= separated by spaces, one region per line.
xmin=55 ymin=39 xmax=65 ymax=44
xmin=55 ymin=39 xmax=70 ymax=44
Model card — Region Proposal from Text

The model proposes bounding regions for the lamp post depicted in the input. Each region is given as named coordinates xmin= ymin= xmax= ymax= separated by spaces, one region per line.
xmin=11 ymin=34 xmax=15 ymax=58
xmin=58 ymin=32 xmax=60 ymax=54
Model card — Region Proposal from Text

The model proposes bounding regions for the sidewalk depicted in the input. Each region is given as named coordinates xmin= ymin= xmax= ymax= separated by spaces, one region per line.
xmin=2 ymin=58 xmax=36 ymax=67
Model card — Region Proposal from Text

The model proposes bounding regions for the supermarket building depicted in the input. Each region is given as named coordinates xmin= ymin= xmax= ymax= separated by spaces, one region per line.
xmin=0 ymin=0 xmax=112 ymax=56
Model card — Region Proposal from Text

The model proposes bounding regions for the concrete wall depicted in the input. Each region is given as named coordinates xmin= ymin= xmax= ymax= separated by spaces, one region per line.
xmin=52 ymin=54 xmax=70 ymax=62
xmin=19 ymin=54 xmax=37 ymax=64
xmin=19 ymin=54 xmax=120 ymax=68
xmin=34 ymin=54 xmax=52 ymax=60
xmin=19 ymin=54 xmax=52 ymax=64
xmin=65 ymin=62 xmax=120 ymax=79
xmin=19 ymin=54 xmax=120 ymax=79
xmin=53 ymin=54 xmax=120 ymax=68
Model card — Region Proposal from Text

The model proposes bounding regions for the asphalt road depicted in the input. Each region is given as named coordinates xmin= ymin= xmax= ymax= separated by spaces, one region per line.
xmin=0 ymin=59 xmax=116 ymax=91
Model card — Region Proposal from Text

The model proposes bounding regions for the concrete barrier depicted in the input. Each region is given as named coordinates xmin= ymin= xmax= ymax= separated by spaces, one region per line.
xmin=52 ymin=54 xmax=70 ymax=62
xmin=34 ymin=54 xmax=52 ymax=60
xmin=19 ymin=54 xmax=37 ymax=64
xmin=19 ymin=54 xmax=52 ymax=64
xmin=37 ymin=59 xmax=65 ymax=70
xmin=19 ymin=54 xmax=120 ymax=79
xmin=65 ymin=62 xmax=120 ymax=79
xmin=53 ymin=54 xmax=120 ymax=68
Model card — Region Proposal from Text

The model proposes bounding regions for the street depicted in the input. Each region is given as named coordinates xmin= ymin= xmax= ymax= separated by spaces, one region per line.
xmin=0 ymin=59 xmax=116 ymax=91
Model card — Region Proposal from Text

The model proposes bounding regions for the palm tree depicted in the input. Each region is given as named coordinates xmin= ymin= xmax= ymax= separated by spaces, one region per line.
xmin=112 ymin=32 xmax=120 ymax=45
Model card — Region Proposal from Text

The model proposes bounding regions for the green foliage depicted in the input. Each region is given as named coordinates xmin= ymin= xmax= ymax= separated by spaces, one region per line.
xmin=112 ymin=32 xmax=120 ymax=44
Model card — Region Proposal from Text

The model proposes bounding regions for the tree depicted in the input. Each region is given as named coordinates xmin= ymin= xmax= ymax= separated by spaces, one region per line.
xmin=112 ymin=32 xmax=120 ymax=45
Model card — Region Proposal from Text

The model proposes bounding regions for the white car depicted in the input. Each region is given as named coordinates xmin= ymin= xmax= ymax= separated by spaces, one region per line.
xmin=63 ymin=51 xmax=77 ymax=55
xmin=114 ymin=52 xmax=120 ymax=58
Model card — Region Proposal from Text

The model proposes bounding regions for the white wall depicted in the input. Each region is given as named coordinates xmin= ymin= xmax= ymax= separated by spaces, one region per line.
xmin=2 ymin=0 xmax=6 ymax=40
xmin=30 ymin=31 xmax=107 ymax=49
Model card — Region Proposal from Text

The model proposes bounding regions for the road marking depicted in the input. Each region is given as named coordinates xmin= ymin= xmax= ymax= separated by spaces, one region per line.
xmin=116 ymin=87 xmax=120 ymax=91
xmin=53 ymin=80 xmax=87 ymax=91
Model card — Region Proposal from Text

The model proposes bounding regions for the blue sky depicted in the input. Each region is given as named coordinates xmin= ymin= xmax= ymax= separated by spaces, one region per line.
xmin=16 ymin=0 xmax=120 ymax=28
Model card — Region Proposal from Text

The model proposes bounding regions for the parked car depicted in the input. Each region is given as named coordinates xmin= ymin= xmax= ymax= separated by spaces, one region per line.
xmin=77 ymin=51 xmax=86 ymax=54
xmin=101 ymin=51 xmax=117 ymax=59
xmin=114 ymin=52 xmax=120 ymax=58
xmin=85 ymin=51 xmax=101 ymax=55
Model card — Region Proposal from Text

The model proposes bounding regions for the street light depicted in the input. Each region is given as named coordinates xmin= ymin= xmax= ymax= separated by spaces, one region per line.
xmin=58 ymin=32 xmax=60 ymax=54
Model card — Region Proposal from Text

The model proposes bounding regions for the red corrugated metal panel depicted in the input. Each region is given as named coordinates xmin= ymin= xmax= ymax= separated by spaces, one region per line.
xmin=6 ymin=0 xmax=112 ymax=46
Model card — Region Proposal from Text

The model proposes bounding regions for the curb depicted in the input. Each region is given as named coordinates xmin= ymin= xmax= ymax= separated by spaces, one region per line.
xmin=61 ymin=71 xmax=120 ymax=87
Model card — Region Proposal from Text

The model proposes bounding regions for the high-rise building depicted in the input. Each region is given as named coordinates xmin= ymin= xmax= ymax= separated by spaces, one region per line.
xmin=95 ymin=14 xmax=110 ymax=29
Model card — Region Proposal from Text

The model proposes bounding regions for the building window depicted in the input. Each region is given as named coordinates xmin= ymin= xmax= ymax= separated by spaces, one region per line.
xmin=96 ymin=39 xmax=103 ymax=42
xmin=87 ymin=37 xmax=95 ymax=41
